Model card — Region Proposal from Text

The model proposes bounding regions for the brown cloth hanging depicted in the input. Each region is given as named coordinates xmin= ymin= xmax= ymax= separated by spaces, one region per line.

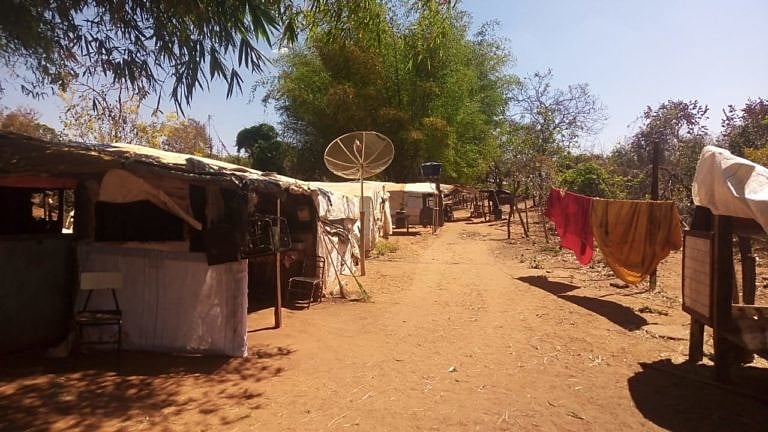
xmin=590 ymin=199 xmax=682 ymax=284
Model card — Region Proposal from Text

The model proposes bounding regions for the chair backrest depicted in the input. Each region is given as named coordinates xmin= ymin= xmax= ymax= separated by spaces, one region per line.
xmin=79 ymin=272 xmax=123 ymax=312
xmin=303 ymin=256 xmax=325 ymax=284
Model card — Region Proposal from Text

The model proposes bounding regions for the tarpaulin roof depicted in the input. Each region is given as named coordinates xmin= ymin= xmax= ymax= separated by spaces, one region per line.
xmin=384 ymin=182 xmax=453 ymax=194
xmin=0 ymin=132 xmax=308 ymax=193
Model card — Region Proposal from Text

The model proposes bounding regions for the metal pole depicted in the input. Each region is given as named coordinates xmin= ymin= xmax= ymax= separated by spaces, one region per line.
xmin=360 ymin=176 xmax=366 ymax=276
xmin=274 ymin=197 xmax=282 ymax=329
xmin=432 ymin=181 xmax=437 ymax=234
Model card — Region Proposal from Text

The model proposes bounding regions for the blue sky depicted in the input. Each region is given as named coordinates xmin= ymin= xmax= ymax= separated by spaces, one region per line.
xmin=2 ymin=0 xmax=766 ymax=154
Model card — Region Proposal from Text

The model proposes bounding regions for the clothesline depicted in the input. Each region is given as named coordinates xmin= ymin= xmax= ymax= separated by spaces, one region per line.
xmin=545 ymin=188 xmax=683 ymax=285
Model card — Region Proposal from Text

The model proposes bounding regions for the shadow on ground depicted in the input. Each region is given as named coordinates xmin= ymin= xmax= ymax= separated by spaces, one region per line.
xmin=0 ymin=346 xmax=292 ymax=431
xmin=518 ymin=275 xmax=648 ymax=330
xmin=628 ymin=359 xmax=768 ymax=431
xmin=390 ymin=230 xmax=422 ymax=237
xmin=464 ymin=219 xmax=492 ymax=225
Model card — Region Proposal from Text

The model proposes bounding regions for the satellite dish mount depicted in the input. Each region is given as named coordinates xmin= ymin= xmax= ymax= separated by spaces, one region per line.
xmin=324 ymin=131 xmax=395 ymax=275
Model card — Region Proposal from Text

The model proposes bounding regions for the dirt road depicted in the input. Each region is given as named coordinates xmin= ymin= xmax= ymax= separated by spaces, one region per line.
xmin=2 ymin=210 xmax=768 ymax=431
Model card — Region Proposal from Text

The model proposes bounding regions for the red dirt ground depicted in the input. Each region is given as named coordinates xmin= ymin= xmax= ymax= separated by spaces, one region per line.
xmin=2 ymin=207 xmax=768 ymax=431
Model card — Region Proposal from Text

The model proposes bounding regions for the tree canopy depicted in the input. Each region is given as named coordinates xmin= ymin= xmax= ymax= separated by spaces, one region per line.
xmin=609 ymin=100 xmax=710 ymax=213
xmin=508 ymin=69 xmax=606 ymax=157
xmin=0 ymin=106 xmax=59 ymax=140
xmin=0 ymin=0 xmax=317 ymax=111
xmin=719 ymin=98 xmax=768 ymax=162
xmin=59 ymin=82 xmax=211 ymax=153
xmin=261 ymin=0 xmax=515 ymax=182
xmin=235 ymin=122 xmax=290 ymax=173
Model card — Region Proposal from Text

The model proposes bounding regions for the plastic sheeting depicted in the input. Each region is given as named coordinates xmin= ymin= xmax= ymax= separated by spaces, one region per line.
xmin=310 ymin=181 xmax=392 ymax=240
xmin=313 ymin=188 xmax=360 ymax=221
xmin=317 ymin=221 xmax=362 ymax=297
xmin=387 ymin=182 xmax=452 ymax=225
xmin=77 ymin=243 xmax=248 ymax=357
xmin=99 ymin=169 xmax=203 ymax=230
xmin=692 ymin=146 xmax=768 ymax=233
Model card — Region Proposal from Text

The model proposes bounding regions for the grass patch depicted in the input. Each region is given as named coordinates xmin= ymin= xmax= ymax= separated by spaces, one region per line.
xmin=374 ymin=240 xmax=399 ymax=256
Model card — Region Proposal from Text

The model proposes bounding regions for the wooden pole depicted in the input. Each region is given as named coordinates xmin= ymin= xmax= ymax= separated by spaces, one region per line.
xmin=713 ymin=215 xmax=735 ymax=381
xmin=57 ymin=189 xmax=64 ymax=231
xmin=274 ymin=197 xmax=282 ymax=329
xmin=523 ymin=198 xmax=529 ymax=235
xmin=649 ymin=138 xmax=660 ymax=291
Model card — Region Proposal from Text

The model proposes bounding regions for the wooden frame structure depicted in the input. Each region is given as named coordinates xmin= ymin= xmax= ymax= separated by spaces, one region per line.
xmin=686 ymin=206 xmax=767 ymax=381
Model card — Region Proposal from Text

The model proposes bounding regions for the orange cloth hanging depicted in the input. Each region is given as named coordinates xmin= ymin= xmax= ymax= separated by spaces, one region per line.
xmin=590 ymin=199 xmax=682 ymax=284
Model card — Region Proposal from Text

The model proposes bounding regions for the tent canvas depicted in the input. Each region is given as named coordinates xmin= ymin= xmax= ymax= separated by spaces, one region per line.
xmin=307 ymin=180 xmax=393 ymax=247
xmin=0 ymin=132 xmax=388 ymax=355
xmin=693 ymin=145 xmax=768 ymax=233
xmin=0 ymin=133 xmax=263 ymax=356
xmin=387 ymin=182 xmax=454 ymax=225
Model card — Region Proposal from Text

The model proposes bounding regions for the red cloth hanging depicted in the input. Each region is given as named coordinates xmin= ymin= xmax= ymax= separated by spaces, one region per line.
xmin=545 ymin=188 xmax=594 ymax=265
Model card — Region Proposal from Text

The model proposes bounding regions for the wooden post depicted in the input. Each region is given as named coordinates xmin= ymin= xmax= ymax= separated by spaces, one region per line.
xmin=738 ymin=236 xmax=756 ymax=305
xmin=688 ymin=319 xmax=705 ymax=363
xmin=274 ymin=197 xmax=282 ymax=329
xmin=713 ymin=215 xmax=734 ymax=381
xmin=649 ymin=137 xmax=661 ymax=291
xmin=523 ymin=198 xmax=529 ymax=235
xmin=57 ymin=189 xmax=65 ymax=231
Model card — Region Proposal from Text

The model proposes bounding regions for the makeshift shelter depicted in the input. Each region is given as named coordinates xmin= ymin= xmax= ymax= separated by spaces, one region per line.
xmin=0 ymin=134 xmax=264 ymax=355
xmin=306 ymin=181 xmax=392 ymax=245
xmin=387 ymin=182 xmax=454 ymax=226
xmin=300 ymin=181 xmax=393 ymax=296
xmin=684 ymin=145 xmax=768 ymax=380
xmin=0 ymin=132 xmax=364 ymax=356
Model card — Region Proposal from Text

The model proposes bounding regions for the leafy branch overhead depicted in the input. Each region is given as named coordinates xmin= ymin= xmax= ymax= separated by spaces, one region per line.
xmin=0 ymin=0 xmax=320 ymax=111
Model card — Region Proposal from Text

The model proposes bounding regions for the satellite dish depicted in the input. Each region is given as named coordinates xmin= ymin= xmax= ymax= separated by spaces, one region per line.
xmin=324 ymin=131 xmax=394 ymax=180
xmin=324 ymin=131 xmax=394 ymax=277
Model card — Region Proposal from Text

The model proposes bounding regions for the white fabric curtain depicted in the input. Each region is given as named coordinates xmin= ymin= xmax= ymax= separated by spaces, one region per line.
xmin=77 ymin=243 xmax=248 ymax=357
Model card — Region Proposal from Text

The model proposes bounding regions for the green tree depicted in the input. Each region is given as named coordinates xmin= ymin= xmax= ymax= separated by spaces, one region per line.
xmin=506 ymin=69 xmax=606 ymax=206
xmin=59 ymin=82 xmax=211 ymax=152
xmin=60 ymin=83 xmax=153 ymax=144
xmin=744 ymin=147 xmax=768 ymax=167
xmin=261 ymin=1 xmax=514 ymax=182
xmin=490 ymin=120 xmax=537 ymax=191
xmin=0 ymin=106 xmax=59 ymax=140
xmin=558 ymin=160 xmax=613 ymax=198
xmin=160 ymin=118 xmax=212 ymax=155
xmin=235 ymin=123 xmax=290 ymax=173
xmin=0 ymin=0 xmax=323 ymax=110
xmin=719 ymin=98 xmax=768 ymax=157
xmin=610 ymin=100 xmax=710 ymax=213
xmin=509 ymin=69 xmax=606 ymax=157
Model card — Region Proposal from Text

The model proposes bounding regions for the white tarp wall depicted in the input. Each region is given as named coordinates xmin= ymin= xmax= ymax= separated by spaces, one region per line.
xmin=308 ymin=181 xmax=393 ymax=248
xmin=311 ymin=188 xmax=361 ymax=295
xmin=387 ymin=183 xmax=454 ymax=225
xmin=316 ymin=221 xmax=364 ymax=298
xmin=77 ymin=244 xmax=248 ymax=356
xmin=693 ymin=145 xmax=768 ymax=233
